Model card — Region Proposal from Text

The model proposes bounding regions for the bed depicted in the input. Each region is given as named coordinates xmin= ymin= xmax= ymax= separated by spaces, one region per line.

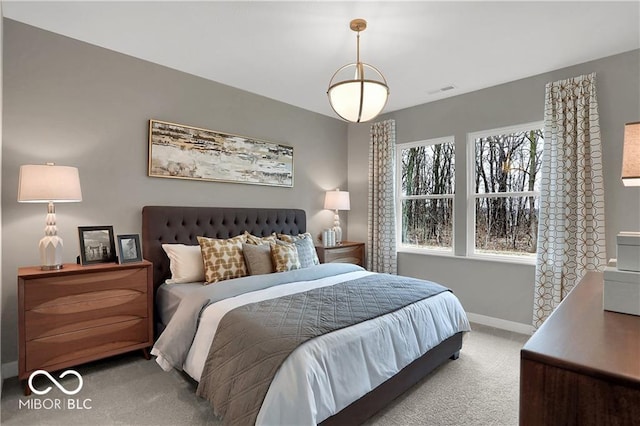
xmin=142 ymin=206 xmax=470 ymax=425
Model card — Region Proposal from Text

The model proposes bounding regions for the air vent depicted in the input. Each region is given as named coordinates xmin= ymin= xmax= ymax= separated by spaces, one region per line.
xmin=427 ymin=85 xmax=457 ymax=95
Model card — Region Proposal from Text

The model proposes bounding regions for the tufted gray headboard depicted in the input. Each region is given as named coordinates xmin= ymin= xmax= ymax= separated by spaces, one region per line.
xmin=141 ymin=206 xmax=306 ymax=292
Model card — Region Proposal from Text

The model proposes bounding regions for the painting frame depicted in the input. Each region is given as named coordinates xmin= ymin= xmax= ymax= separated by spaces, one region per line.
xmin=148 ymin=119 xmax=294 ymax=187
xmin=117 ymin=234 xmax=143 ymax=264
xmin=78 ymin=226 xmax=117 ymax=265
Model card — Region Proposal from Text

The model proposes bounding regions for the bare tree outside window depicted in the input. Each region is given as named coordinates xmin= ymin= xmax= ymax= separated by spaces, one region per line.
xmin=398 ymin=139 xmax=455 ymax=250
xmin=473 ymin=126 xmax=544 ymax=256
xmin=397 ymin=125 xmax=543 ymax=258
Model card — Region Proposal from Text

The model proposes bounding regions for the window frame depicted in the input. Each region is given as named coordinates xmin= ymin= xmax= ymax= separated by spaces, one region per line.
xmin=396 ymin=136 xmax=456 ymax=254
xmin=466 ymin=121 xmax=544 ymax=263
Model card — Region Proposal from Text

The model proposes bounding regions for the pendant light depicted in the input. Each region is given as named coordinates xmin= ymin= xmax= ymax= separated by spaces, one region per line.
xmin=327 ymin=19 xmax=389 ymax=123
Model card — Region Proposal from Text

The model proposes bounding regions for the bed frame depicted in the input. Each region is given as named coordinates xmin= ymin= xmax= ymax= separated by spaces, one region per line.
xmin=141 ymin=205 xmax=462 ymax=425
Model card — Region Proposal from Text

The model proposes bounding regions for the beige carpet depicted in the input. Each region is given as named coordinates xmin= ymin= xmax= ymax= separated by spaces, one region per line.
xmin=1 ymin=323 xmax=528 ymax=425
xmin=366 ymin=324 xmax=529 ymax=426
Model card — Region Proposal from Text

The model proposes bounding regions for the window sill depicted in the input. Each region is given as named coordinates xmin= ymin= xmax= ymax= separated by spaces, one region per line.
xmin=397 ymin=247 xmax=536 ymax=266
xmin=466 ymin=253 xmax=536 ymax=266
xmin=397 ymin=247 xmax=455 ymax=257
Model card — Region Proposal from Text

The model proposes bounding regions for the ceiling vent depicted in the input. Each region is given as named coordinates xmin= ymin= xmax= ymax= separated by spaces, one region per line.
xmin=427 ymin=85 xmax=456 ymax=95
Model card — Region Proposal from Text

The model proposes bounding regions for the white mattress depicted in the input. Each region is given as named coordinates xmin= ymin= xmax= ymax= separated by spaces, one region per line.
xmin=181 ymin=270 xmax=470 ymax=425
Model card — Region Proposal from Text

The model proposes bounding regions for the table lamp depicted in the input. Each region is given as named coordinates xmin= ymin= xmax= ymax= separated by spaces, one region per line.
xmin=603 ymin=122 xmax=640 ymax=316
xmin=616 ymin=121 xmax=640 ymax=272
xmin=622 ymin=121 xmax=640 ymax=187
xmin=324 ymin=188 xmax=350 ymax=244
xmin=18 ymin=163 xmax=82 ymax=270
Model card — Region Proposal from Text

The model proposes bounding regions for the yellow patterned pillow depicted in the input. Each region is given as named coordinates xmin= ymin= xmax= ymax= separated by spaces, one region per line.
xmin=244 ymin=231 xmax=278 ymax=245
xmin=277 ymin=233 xmax=297 ymax=243
xmin=270 ymin=242 xmax=301 ymax=272
xmin=277 ymin=232 xmax=313 ymax=243
xmin=197 ymin=234 xmax=248 ymax=284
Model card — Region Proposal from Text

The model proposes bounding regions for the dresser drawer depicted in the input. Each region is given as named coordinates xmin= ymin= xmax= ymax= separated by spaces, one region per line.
xmin=26 ymin=318 xmax=149 ymax=372
xmin=25 ymin=291 xmax=148 ymax=340
xmin=24 ymin=267 xmax=147 ymax=310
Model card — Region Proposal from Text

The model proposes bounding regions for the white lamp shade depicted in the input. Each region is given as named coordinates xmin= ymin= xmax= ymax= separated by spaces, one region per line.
xmin=18 ymin=164 xmax=83 ymax=202
xmin=324 ymin=189 xmax=351 ymax=211
xmin=622 ymin=122 xmax=640 ymax=187
xmin=328 ymin=63 xmax=389 ymax=123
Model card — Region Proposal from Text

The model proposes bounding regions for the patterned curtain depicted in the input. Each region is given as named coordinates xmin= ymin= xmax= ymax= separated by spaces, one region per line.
xmin=367 ymin=119 xmax=397 ymax=273
xmin=533 ymin=73 xmax=606 ymax=329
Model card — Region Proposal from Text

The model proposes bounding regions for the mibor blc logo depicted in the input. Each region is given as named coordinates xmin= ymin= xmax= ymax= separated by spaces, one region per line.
xmin=29 ymin=370 xmax=83 ymax=395
xmin=19 ymin=369 xmax=92 ymax=410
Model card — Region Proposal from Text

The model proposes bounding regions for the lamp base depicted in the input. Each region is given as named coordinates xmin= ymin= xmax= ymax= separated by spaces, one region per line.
xmin=39 ymin=235 xmax=63 ymax=271
xmin=332 ymin=225 xmax=343 ymax=245
xmin=332 ymin=211 xmax=343 ymax=244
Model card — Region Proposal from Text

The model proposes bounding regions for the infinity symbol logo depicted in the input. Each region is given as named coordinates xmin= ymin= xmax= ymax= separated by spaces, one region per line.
xmin=28 ymin=370 xmax=83 ymax=396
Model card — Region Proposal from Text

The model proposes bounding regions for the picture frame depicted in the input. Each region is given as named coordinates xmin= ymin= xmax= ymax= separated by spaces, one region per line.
xmin=78 ymin=226 xmax=117 ymax=265
xmin=148 ymin=119 xmax=294 ymax=187
xmin=117 ymin=234 xmax=143 ymax=264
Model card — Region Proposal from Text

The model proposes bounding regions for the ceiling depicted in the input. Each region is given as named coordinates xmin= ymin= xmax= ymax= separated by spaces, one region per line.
xmin=3 ymin=1 xmax=639 ymax=120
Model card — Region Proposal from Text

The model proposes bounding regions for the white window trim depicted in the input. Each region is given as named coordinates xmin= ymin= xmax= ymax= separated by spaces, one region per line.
xmin=466 ymin=121 xmax=543 ymax=263
xmin=396 ymin=136 xmax=455 ymax=254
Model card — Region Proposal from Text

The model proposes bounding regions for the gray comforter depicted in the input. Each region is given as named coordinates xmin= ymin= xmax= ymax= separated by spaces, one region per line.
xmin=151 ymin=263 xmax=366 ymax=371
xmin=195 ymin=272 xmax=449 ymax=426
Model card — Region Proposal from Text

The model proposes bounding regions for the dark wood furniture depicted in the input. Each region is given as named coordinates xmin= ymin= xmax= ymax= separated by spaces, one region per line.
xmin=520 ymin=272 xmax=640 ymax=425
xmin=18 ymin=261 xmax=153 ymax=395
xmin=316 ymin=241 xmax=365 ymax=266
xmin=141 ymin=206 xmax=462 ymax=425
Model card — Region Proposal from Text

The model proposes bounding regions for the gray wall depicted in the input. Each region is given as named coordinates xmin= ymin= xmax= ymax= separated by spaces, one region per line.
xmin=1 ymin=20 xmax=348 ymax=364
xmin=348 ymin=49 xmax=640 ymax=327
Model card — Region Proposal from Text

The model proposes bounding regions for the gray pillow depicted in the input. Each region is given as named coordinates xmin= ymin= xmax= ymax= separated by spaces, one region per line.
xmin=294 ymin=236 xmax=320 ymax=268
xmin=242 ymin=243 xmax=274 ymax=275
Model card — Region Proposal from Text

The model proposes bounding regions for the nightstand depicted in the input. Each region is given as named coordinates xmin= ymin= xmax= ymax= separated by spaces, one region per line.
xmin=18 ymin=260 xmax=153 ymax=394
xmin=316 ymin=241 xmax=365 ymax=267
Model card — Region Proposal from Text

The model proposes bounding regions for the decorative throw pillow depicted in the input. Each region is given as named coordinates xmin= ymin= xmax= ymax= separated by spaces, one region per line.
xmin=197 ymin=235 xmax=248 ymax=284
xmin=161 ymin=244 xmax=205 ymax=283
xmin=242 ymin=243 xmax=274 ymax=275
xmin=294 ymin=235 xmax=320 ymax=268
xmin=278 ymin=232 xmax=314 ymax=243
xmin=244 ymin=231 xmax=278 ymax=245
xmin=270 ymin=242 xmax=301 ymax=272
xmin=277 ymin=233 xmax=298 ymax=243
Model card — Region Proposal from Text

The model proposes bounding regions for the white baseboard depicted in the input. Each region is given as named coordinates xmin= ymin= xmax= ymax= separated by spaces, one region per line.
xmin=466 ymin=312 xmax=534 ymax=335
xmin=2 ymin=361 xmax=18 ymax=379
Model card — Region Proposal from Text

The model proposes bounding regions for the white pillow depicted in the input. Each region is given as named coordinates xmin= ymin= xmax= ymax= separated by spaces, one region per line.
xmin=161 ymin=244 xmax=205 ymax=284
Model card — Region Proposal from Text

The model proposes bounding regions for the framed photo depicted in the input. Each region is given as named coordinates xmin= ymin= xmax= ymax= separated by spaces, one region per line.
xmin=78 ymin=226 xmax=117 ymax=265
xmin=148 ymin=119 xmax=294 ymax=187
xmin=117 ymin=234 xmax=142 ymax=264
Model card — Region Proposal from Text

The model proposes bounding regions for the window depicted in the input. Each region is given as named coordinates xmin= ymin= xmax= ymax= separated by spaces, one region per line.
xmin=468 ymin=122 xmax=544 ymax=258
xmin=397 ymin=137 xmax=455 ymax=251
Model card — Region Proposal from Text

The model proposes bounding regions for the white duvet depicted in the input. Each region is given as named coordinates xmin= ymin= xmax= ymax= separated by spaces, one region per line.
xmin=161 ymin=270 xmax=470 ymax=425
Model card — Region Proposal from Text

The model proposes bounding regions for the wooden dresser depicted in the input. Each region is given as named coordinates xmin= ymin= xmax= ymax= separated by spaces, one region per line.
xmin=18 ymin=261 xmax=153 ymax=393
xmin=520 ymin=272 xmax=640 ymax=425
xmin=316 ymin=241 xmax=365 ymax=267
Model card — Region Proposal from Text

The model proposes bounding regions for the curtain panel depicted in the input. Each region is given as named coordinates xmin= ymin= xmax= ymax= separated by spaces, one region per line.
xmin=533 ymin=72 xmax=606 ymax=329
xmin=367 ymin=119 xmax=397 ymax=274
